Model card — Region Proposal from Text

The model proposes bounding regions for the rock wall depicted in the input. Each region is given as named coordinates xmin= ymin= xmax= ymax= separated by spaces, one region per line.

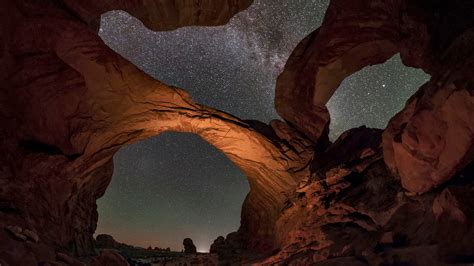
xmin=259 ymin=127 xmax=474 ymax=265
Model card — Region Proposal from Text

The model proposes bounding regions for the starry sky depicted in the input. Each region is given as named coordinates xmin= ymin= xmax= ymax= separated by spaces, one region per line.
xmin=96 ymin=0 xmax=429 ymax=252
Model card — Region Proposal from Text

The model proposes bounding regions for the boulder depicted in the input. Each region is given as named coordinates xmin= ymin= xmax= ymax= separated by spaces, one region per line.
xmin=95 ymin=234 xmax=119 ymax=249
xmin=183 ymin=238 xmax=197 ymax=254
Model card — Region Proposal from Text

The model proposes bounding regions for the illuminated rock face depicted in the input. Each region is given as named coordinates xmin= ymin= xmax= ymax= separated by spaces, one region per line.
xmin=0 ymin=0 xmax=473 ymax=265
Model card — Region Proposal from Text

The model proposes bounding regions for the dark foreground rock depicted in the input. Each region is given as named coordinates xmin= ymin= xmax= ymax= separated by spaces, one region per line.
xmin=91 ymin=249 xmax=129 ymax=266
xmin=183 ymin=238 xmax=197 ymax=254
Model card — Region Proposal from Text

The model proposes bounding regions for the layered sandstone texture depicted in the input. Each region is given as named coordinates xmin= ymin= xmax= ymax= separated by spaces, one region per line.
xmin=260 ymin=0 xmax=474 ymax=264
xmin=0 ymin=0 xmax=473 ymax=265
xmin=259 ymin=127 xmax=474 ymax=265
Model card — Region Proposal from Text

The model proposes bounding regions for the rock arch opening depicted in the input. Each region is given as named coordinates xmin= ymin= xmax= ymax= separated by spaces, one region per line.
xmin=327 ymin=54 xmax=430 ymax=140
xmin=92 ymin=2 xmax=326 ymax=253
xmin=96 ymin=132 xmax=249 ymax=252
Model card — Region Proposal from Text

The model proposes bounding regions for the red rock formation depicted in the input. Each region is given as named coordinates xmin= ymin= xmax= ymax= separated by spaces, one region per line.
xmin=0 ymin=0 xmax=315 ymax=264
xmin=95 ymin=234 xmax=134 ymax=250
xmin=383 ymin=80 xmax=474 ymax=193
xmin=260 ymin=128 xmax=474 ymax=265
xmin=263 ymin=0 xmax=474 ymax=262
xmin=0 ymin=0 xmax=303 ymax=264
xmin=276 ymin=0 xmax=401 ymax=143
xmin=276 ymin=0 xmax=474 ymax=193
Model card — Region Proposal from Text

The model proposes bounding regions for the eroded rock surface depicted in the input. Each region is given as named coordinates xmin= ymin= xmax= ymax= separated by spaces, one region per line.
xmin=276 ymin=0 xmax=474 ymax=192
xmin=260 ymin=128 xmax=474 ymax=265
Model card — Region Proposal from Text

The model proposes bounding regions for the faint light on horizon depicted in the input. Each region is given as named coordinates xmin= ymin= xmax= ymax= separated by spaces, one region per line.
xmin=196 ymin=241 xmax=210 ymax=253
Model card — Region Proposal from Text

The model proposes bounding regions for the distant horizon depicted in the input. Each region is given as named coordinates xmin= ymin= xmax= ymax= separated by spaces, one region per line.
xmin=94 ymin=229 xmax=213 ymax=253
xmin=94 ymin=231 xmax=210 ymax=253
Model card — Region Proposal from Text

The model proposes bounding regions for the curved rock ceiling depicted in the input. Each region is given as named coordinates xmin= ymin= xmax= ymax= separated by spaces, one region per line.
xmin=327 ymin=54 xmax=429 ymax=139
xmin=0 ymin=0 xmax=473 ymax=265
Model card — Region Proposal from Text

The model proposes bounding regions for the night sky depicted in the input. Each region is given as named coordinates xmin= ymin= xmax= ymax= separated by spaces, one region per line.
xmin=96 ymin=0 xmax=429 ymax=252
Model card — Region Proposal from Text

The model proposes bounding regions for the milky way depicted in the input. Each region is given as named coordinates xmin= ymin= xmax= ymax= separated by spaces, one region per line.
xmin=96 ymin=0 xmax=429 ymax=251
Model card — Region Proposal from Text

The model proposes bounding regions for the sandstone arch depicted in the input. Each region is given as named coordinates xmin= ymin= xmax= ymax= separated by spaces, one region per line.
xmin=276 ymin=0 xmax=474 ymax=193
xmin=275 ymin=0 xmax=401 ymax=143
xmin=1 ymin=0 xmax=314 ymax=263
xmin=0 ymin=0 xmax=315 ymax=263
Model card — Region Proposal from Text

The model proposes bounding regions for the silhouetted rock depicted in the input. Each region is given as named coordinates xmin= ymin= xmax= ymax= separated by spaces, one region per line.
xmin=96 ymin=234 xmax=119 ymax=249
xmin=210 ymin=236 xmax=226 ymax=254
xmin=183 ymin=238 xmax=197 ymax=254
xmin=59 ymin=0 xmax=253 ymax=32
